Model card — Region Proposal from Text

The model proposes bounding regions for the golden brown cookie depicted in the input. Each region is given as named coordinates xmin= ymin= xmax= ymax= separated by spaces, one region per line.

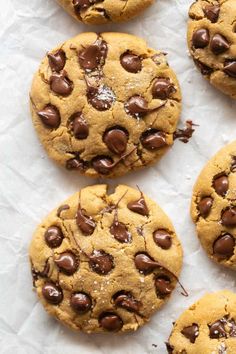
xmin=56 ymin=0 xmax=154 ymax=25
xmin=30 ymin=32 xmax=181 ymax=179
xmin=187 ymin=0 xmax=236 ymax=99
xmin=167 ymin=290 xmax=236 ymax=354
xmin=191 ymin=141 xmax=236 ymax=270
xmin=29 ymin=185 xmax=183 ymax=333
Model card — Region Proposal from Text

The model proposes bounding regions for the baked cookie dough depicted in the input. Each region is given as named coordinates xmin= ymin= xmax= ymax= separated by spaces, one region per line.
xmin=166 ymin=290 xmax=236 ymax=354
xmin=56 ymin=0 xmax=154 ymax=25
xmin=30 ymin=32 xmax=181 ymax=179
xmin=191 ymin=141 xmax=236 ymax=270
xmin=187 ymin=0 xmax=236 ymax=99
xmin=29 ymin=185 xmax=183 ymax=333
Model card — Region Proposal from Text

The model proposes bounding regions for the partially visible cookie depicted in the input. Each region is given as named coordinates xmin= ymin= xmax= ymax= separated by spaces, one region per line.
xmin=187 ymin=0 xmax=236 ymax=99
xmin=29 ymin=185 xmax=183 ymax=333
xmin=166 ymin=290 xmax=236 ymax=354
xmin=56 ymin=0 xmax=154 ymax=25
xmin=30 ymin=32 xmax=181 ymax=179
xmin=191 ymin=141 xmax=236 ymax=270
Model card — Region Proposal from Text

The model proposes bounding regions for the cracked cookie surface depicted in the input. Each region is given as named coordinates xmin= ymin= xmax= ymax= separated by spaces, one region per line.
xmin=166 ymin=290 xmax=236 ymax=354
xmin=30 ymin=32 xmax=181 ymax=179
xmin=29 ymin=184 xmax=183 ymax=333
xmin=191 ymin=141 xmax=236 ymax=270
xmin=187 ymin=0 xmax=236 ymax=99
xmin=56 ymin=0 xmax=154 ymax=25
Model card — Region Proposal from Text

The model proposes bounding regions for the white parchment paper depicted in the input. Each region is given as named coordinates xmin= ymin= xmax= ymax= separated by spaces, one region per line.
xmin=1 ymin=0 xmax=236 ymax=353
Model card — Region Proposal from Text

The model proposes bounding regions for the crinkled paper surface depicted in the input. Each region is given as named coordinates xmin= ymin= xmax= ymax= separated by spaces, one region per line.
xmin=1 ymin=0 xmax=236 ymax=353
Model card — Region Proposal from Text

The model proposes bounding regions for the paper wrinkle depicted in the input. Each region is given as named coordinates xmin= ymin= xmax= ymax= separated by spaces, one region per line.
xmin=1 ymin=0 xmax=236 ymax=352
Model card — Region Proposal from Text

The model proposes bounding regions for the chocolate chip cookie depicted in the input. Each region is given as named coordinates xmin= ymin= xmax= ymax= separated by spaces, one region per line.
xmin=56 ymin=0 xmax=154 ymax=25
xmin=166 ymin=290 xmax=236 ymax=354
xmin=30 ymin=32 xmax=181 ymax=178
xmin=29 ymin=185 xmax=183 ymax=333
xmin=191 ymin=141 xmax=236 ymax=270
xmin=188 ymin=0 xmax=236 ymax=99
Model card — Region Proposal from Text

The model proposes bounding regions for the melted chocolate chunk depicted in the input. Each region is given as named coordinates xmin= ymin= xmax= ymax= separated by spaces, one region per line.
xmin=50 ymin=72 xmax=73 ymax=96
xmin=155 ymin=276 xmax=172 ymax=296
xmin=77 ymin=203 xmax=96 ymax=236
xmin=152 ymin=78 xmax=176 ymax=100
xmin=37 ymin=105 xmax=61 ymax=129
xmin=127 ymin=191 xmax=149 ymax=216
xmin=113 ymin=292 xmax=141 ymax=313
xmin=78 ymin=37 xmax=107 ymax=71
xmin=213 ymin=175 xmax=229 ymax=196
xmin=165 ymin=343 xmax=174 ymax=354
xmin=103 ymin=127 xmax=128 ymax=155
xmin=229 ymin=318 xmax=236 ymax=337
xmin=89 ymin=250 xmax=114 ymax=275
xmin=42 ymin=282 xmax=63 ymax=305
xmin=48 ymin=49 xmax=66 ymax=72
xmin=99 ymin=313 xmax=123 ymax=331
xmin=70 ymin=293 xmax=92 ymax=313
xmin=153 ymin=230 xmax=172 ymax=250
xmin=198 ymin=197 xmax=213 ymax=218
xmin=54 ymin=251 xmax=78 ymax=275
xmin=192 ymin=28 xmax=210 ymax=49
xmin=120 ymin=52 xmax=142 ymax=73
xmin=209 ymin=319 xmax=227 ymax=339
xmin=70 ymin=113 xmax=89 ymax=139
xmin=194 ymin=59 xmax=213 ymax=76
xmin=204 ymin=5 xmax=220 ymax=23
xmin=125 ymin=96 xmax=149 ymax=117
xmin=210 ymin=34 xmax=230 ymax=55
xmin=224 ymin=61 xmax=236 ymax=78
xmin=141 ymin=130 xmax=167 ymax=151
xmin=174 ymin=120 xmax=196 ymax=143
xmin=110 ymin=210 xmax=131 ymax=243
xmin=73 ymin=0 xmax=95 ymax=12
xmin=231 ymin=156 xmax=236 ymax=172
xmin=31 ymin=260 xmax=50 ymax=286
xmin=88 ymin=85 xmax=115 ymax=111
xmin=44 ymin=226 xmax=64 ymax=248
xmin=222 ymin=207 xmax=236 ymax=227
xmin=57 ymin=204 xmax=70 ymax=217
xmin=181 ymin=324 xmax=199 ymax=343
xmin=213 ymin=234 xmax=235 ymax=258
xmin=92 ymin=156 xmax=114 ymax=175
xmin=134 ymin=253 xmax=160 ymax=274
xmin=66 ymin=157 xmax=87 ymax=171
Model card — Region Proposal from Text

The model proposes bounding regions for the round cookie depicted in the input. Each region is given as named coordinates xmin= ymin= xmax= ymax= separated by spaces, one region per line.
xmin=191 ymin=141 xmax=236 ymax=270
xmin=30 ymin=32 xmax=181 ymax=179
xmin=29 ymin=185 xmax=183 ymax=333
xmin=56 ymin=0 xmax=154 ymax=25
xmin=187 ymin=0 xmax=236 ymax=99
xmin=166 ymin=290 xmax=236 ymax=354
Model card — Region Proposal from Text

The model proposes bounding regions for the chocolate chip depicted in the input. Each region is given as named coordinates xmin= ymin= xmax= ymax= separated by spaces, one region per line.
xmin=173 ymin=120 xmax=196 ymax=143
xmin=113 ymin=292 xmax=141 ymax=313
xmin=44 ymin=226 xmax=64 ymax=248
xmin=209 ymin=319 xmax=227 ymax=339
xmin=231 ymin=156 xmax=236 ymax=172
xmin=125 ymin=96 xmax=149 ymax=117
xmin=76 ymin=204 xmax=96 ymax=236
xmin=155 ymin=276 xmax=172 ymax=295
xmin=92 ymin=156 xmax=114 ymax=175
xmin=127 ymin=193 xmax=149 ymax=216
xmin=88 ymin=85 xmax=115 ymax=111
xmin=165 ymin=343 xmax=174 ymax=354
xmin=198 ymin=197 xmax=213 ymax=218
xmin=48 ymin=49 xmax=66 ymax=72
xmin=134 ymin=253 xmax=159 ymax=274
xmin=194 ymin=59 xmax=213 ymax=76
xmin=210 ymin=34 xmax=230 ymax=55
xmin=54 ymin=252 xmax=78 ymax=275
xmin=70 ymin=113 xmax=89 ymax=139
xmin=57 ymin=204 xmax=70 ymax=217
xmin=152 ymin=78 xmax=176 ymax=100
xmin=222 ymin=207 xmax=236 ymax=227
xmin=73 ymin=0 xmax=92 ymax=11
xmin=103 ymin=127 xmax=128 ymax=155
xmin=192 ymin=29 xmax=210 ymax=49
xmin=70 ymin=293 xmax=92 ymax=314
xmin=66 ymin=157 xmax=87 ymax=171
xmin=181 ymin=324 xmax=199 ymax=343
xmin=229 ymin=319 xmax=236 ymax=337
xmin=224 ymin=61 xmax=236 ymax=78
xmin=213 ymin=234 xmax=235 ymax=258
xmin=153 ymin=230 xmax=172 ymax=250
xmin=213 ymin=175 xmax=229 ymax=196
xmin=110 ymin=211 xmax=131 ymax=243
xmin=141 ymin=130 xmax=167 ymax=151
xmin=31 ymin=260 xmax=50 ymax=286
xmin=89 ymin=250 xmax=114 ymax=275
xmin=99 ymin=313 xmax=123 ymax=331
xmin=50 ymin=72 xmax=73 ymax=96
xmin=42 ymin=282 xmax=63 ymax=305
xmin=78 ymin=37 xmax=107 ymax=71
xmin=37 ymin=105 xmax=61 ymax=129
xmin=204 ymin=5 xmax=220 ymax=23
xmin=120 ymin=52 xmax=142 ymax=73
